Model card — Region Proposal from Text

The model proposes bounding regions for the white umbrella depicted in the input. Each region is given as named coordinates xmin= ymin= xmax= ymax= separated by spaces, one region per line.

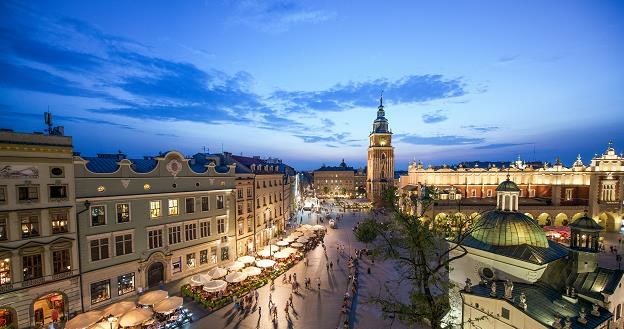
xmin=104 ymin=301 xmax=136 ymax=317
xmin=273 ymin=251 xmax=289 ymax=259
xmin=290 ymin=231 xmax=303 ymax=237
xmin=264 ymin=244 xmax=279 ymax=252
xmin=276 ymin=240 xmax=289 ymax=247
xmin=313 ymin=224 xmax=325 ymax=230
xmin=119 ymin=308 xmax=153 ymax=327
xmin=301 ymin=224 xmax=313 ymax=229
xmin=290 ymin=242 xmax=304 ymax=248
xmin=228 ymin=261 xmax=246 ymax=271
xmin=296 ymin=237 xmax=309 ymax=243
xmin=256 ymin=259 xmax=276 ymax=268
xmin=199 ymin=273 xmax=212 ymax=284
xmin=257 ymin=250 xmax=273 ymax=258
xmin=281 ymin=247 xmax=297 ymax=254
xmin=225 ymin=271 xmax=248 ymax=283
xmin=243 ymin=266 xmax=262 ymax=276
xmin=237 ymin=255 xmax=256 ymax=264
xmin=203 ymin=280 xmax=227 ymax=292
xmin=189 ymin=274 xmax=203 ymax=286
xmin=91 ymin=321 xmax=119 ymax=329
xmin=283 ymin=237 xmax=295 ymax=243
xmin=153 ymin=296 xmax=184 ymax=314
xmin=65 ymin=311 xmax=104 ymax=329
xmin=138 ymin=290 xmax=168 ymax=306
xmin=207 ymin=266 xmax=227 ymax=279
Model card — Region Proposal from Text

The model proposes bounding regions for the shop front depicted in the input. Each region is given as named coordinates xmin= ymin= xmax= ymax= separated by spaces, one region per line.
xmin=32 ymin=292 xmax=67 ymax=328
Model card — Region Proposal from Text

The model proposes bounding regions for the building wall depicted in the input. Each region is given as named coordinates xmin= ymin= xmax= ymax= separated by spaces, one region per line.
xmin=462 ymin=294 xmax=548 ymax=329
xmin=313 ymin=170 xmax=355 ymax=197
xmin=74 ymin=151 xmax=237 ymax=310
xmin=400 ymin=145 xmax=624 ymax=231
xmin=235 ymin=174 xmax=255 ymax=257
xmin=0 ymin=131 xmax=81 ymax=329
xmin=253 ymin=173 xmax=284 ymax=249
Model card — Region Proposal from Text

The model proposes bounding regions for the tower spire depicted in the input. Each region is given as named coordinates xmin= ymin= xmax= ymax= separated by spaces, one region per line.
xmin=379 ymin=90 xmax=384 ymax=107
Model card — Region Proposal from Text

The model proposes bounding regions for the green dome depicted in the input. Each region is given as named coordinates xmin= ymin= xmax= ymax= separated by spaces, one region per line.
xmin=496 ymin=179 xmax=520 ymax=192
xmin=470 ymin=210 xmax=548 ymax=248
xmin=569 ymin=214 xmax=602 ymax=231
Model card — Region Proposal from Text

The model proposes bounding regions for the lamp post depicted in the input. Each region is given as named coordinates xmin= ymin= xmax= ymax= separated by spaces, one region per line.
xmin=107 ymin=315 xmax=117 ymax=329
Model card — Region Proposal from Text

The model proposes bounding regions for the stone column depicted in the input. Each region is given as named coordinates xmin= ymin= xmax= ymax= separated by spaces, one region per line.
xmin=40 ymin=209 xmax=51 ymax=237
xmin=11 ymin=249 xmax=22 ymax=283
xmin=8 ymin=212 xmax=20 ymax=242
xmin=43 ymin=245 xmax=53 ymax=276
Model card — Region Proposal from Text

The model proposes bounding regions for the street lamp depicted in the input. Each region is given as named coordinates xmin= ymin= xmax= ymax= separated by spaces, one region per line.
xmin=107 ymin=315 xmax=117 ymax=329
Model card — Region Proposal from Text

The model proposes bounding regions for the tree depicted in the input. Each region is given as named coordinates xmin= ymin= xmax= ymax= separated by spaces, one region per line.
xmin=323 ymin=186 xmax=329 ymax=195
xmin=355 ymin=187 xmax=484 ymax=328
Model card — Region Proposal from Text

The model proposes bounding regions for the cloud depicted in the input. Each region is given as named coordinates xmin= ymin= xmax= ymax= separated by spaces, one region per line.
xmin=274 ymin=75 xmax=466 ymax=114
xmin=422 ymin=110 xmax=447 ymax=124
xmin=230 ymin=0 xmax=336 ymax=33
xmin=396 ymin=133 xmax=484 ymax=146
xmin=0 ymin=60 xmax=105 ymax=98
xmin=0 ymin=110 xmax=135 ymax=130
xmin=496 ymin=54 xmax=519 ymax=65
xmin=295 ymin=132 xmax=361 ymax=146
xmin=462 ymin=125 xmax=499 ymax=133
xmin=473 ymin=143 xmax=531 ymax=150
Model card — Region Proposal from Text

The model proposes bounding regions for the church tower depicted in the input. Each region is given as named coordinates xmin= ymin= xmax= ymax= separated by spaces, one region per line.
xmin=367 ymin=95 xmax=394 ymax=205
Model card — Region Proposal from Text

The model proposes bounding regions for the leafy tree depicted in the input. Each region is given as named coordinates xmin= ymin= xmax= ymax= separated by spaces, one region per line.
xmin=355 ymin=187 xmax=484 ymax=328
xmin=323 ymin=186 xmax=329 ymax=195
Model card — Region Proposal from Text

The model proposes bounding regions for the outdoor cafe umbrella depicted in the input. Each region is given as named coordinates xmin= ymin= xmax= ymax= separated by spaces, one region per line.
xmin=243 ymin=266 xmax=262 ymax=276
xmin=237 ymin=255 xmax=256 ymax=264
xmin=283 ymin=237 xmax=295 ymax=243
xmin=207 ymin=266 xmax=227 ymax=279
xmin=276 ymin=240 xmax=289 ymax=247
xmin=281 ymin=247 xmax=297 ymax=254
xmin=203 ymin=280 xmax=228 ymax=293
xmin=301 ymin=224 xmax=313 ymax=229
xmin=153 ymin=296 xmax=184 ymax=314
xmin=228 ymin=261 xmax=246 ymax=271
xmin=273 ymin=251 xmax=289 ymax=259
xmin=290 ymin=242 xmax=304 ymax=248
xmin=138 ymin=290 xmax=168 ymax=306
xmin=313 ymin=224 xmax=325 ymax=231
xmin=65 ymin=310 xmax=105 ymax=329
xmin=199 ymin=273 xmax=212 ymax=284
xmin=296 ymin=237 xmax=309 ymax=243
xmin=91 ymin=321 xmax=119 ymax=329
xmin=256 ymin=259 xmax=276 ymax=268
xmin=104 ymin=301 xmax=136 ymax=317
xmin=189 ymin=274 xmax=203 ymax=287
xmin=290 ymin=231 xmax=303 ymax=237
xmin=264 ymin=244 xmax=280 ymax=252
xmin=257 ymin=249 xmax=273 ymax=258
xmin=225 ymin=271 xmax=248 ymax=283
xmin=119 ymin=308 xmax=153 ymax=327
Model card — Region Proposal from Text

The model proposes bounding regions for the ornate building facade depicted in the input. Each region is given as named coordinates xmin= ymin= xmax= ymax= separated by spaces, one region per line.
xmin=399 ymin=142 xmax=624 ymax=232
xmin=0 ymin=130 xmax=81 ymax=329
xmin=366 ymin=97 xmax=395 ymax=205
xmin=73 ymin=151 xmax=237 ymax=311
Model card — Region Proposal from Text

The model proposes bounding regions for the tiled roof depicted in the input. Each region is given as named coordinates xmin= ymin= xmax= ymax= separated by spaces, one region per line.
xmin=461 ymin=235 xmax=568 ymax=265
xmin=84 ymin=157 xmax=119 ymax=173
xmin=569 ymin=268 xmax=624 ymax=297
xmin=315 ymin=165 xmax=354 ymax=172
xmin=230 ymin=155 xmax=265 ymax=167
xmin=465 ymin=281 xmax=612 ymax=329
xmin=130 ymin=159 xmax=157 ymax=173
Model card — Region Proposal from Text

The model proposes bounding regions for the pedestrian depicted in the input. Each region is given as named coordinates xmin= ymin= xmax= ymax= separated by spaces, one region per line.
xmin=258 ymin=306 xmax=262 ymax=317
xmin=337 ymin=257 xmax=340 ymax=265
xmin=289 ymin=293 xmax=293 ymax=307
xmin=326 ymin=263 xmax=330 ymax=271
xmin=289 ymin=274 xmax=292 ymax=283
xmin=293 ymin=273 xmax=297 ymax=281
xmin=255 ymin=289 xmax=259 ymax=302
xmin=269 ymin=293 xmax=273 ymax=307
xmin=330 ymin=261 xmax=333 ymax=270
xmin=317 ymin=277 xmax=321 ymax=290
xmin=304 ymin=257 xmax=308 ymax=266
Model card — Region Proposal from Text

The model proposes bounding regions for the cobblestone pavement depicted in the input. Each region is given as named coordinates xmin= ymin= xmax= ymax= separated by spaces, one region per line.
xmin=186 ymin=198 xmax=408 ymax=329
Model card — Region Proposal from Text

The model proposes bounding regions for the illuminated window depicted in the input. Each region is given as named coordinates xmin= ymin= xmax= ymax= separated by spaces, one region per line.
xmin=186 ymin=253 xmax=195 ymax=269
xmin=0 ymin=258 xmax=11 ymax=285
xmin=168 ymin=199 xmax=179 ymax=216
xmin=117 ymin=273 xmax=135 ymax=296
xmin=49 ymin=185 xmax=68 ymax=200
xmin=90 ymin=280 xmax=110 ymax=304
xmin=150 ymin=201 xmax=161 ymax=218
xmin=90 ymin=206 xmax=106 ymax=226
xmin=20 ymin=214 xmax=40 ymax=238
xmin=97 ymin=186 xmax=105 ymax=193
xmin=199 ymin=221 xmax=210 ymax=238
xmin=210 ymin=247 xmax=217 ymax=264
xmin=199 ymin=249 xmax=208 ymax=265
xmin=565 ymin=188 xmax=574 ymax=201
xmin=116 ymin=203 xmax=130 ymax=223
xmin=22 ymin=254 xmax=43 ymax=280
xmin=51 ymin=211 xmax=68 ymax=234
xmin=217 ymin=218 xmax=225 ymax=234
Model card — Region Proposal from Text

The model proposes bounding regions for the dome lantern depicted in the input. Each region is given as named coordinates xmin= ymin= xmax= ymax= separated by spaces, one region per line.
xmin=496 ymin=175 xmax=520 ymax=212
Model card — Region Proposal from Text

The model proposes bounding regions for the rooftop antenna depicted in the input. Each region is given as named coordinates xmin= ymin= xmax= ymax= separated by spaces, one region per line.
xmin=44 ymin=109 xmax=53 ymax=135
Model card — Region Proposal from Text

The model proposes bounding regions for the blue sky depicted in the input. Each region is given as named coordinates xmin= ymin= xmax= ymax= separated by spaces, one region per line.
xmin=1 ymin=0 xmax=623 ymax=170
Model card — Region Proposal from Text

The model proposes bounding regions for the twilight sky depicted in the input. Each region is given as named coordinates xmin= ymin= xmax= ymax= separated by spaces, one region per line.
xmin=1 ymin=0 xmax=623 ymax=170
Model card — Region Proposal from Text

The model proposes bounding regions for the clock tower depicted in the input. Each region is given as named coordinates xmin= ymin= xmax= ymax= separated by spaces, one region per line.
xmin=367 ymin=96 xmax=394 ymax=205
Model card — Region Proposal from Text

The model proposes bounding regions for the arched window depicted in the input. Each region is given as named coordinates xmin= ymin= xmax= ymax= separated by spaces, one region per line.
xmin=616 ymin=304 xmax=621 ymax=320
